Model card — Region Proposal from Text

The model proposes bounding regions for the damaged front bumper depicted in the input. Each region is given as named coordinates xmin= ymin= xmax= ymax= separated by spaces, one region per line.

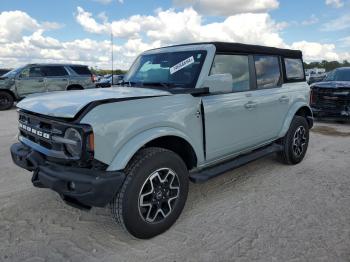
xmin=312 ymin=106 xmax=350 ymax=120
xmin=10 ymin=143 xmax=125 ymax=209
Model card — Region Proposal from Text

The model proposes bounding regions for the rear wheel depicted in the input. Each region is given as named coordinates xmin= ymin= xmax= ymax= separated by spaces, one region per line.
xmin=0 ymin=91 xmax=14 ymax=110
xmin=67 ymin=85 xmax=83 ymax=90
xmin=110 ymin=147 xmax=189 ymax=239
xmin=278 ymin=116 xmax=309 ymax=165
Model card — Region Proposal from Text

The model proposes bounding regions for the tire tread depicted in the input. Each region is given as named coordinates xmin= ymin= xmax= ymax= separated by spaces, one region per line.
xmin=110 ymin=147 xmax=168 ymax=232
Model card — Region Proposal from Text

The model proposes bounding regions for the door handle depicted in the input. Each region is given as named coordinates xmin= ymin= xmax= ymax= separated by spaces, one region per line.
xmin=244 ymin=101 xmax=257 ymax=109
xmin=38 ymin=79 xmax=44 ymax=82
xmin=279 ymin=96 xmax=289 ymax=103
xmin=62 ymin=79 xmax=68 ymax=81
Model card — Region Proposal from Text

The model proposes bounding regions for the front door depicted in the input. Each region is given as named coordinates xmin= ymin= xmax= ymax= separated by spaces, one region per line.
xmin=202 ymin=91 xmax=261 ymax=161
xmin=202 ymin=54 xmax=259 ymax=161
xmin=16 ymin=66 xmax=46 ymax=97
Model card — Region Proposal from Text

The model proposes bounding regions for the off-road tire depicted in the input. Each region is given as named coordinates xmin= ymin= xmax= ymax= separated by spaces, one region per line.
xmin=110 ymin=147 xmax=189 ymax=239
xmin=0 ymin=91 xmax=14 ymax=110
xmin=67 ymin=85 xmax=84 ymax=91
xmin=278 ymin=116 xmax=309 ymax=165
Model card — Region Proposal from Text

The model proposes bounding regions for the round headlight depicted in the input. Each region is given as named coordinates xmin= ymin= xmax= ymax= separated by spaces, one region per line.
xmin=64 ymin=128 xmax=82 ymax=157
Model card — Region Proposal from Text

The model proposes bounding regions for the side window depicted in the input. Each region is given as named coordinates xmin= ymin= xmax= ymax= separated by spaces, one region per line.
xmin=44 ymin=66 xmax=68 ymax=77
xmin=284 ymin=58 xmax=304 ymax=80
xmin=19 ymin=68 xmax=30 ymax=78
xmin=210 ymin=54 xmax=250 ymax=92
xmin=20 ymin=67 xmax=43 ymax=78
xmin=254 ymin=55 xmax=281 ymax=89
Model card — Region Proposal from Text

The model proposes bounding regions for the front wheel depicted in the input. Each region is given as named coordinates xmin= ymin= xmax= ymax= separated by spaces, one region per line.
xmin=0 ymin=91 xmax=14 ymax=110
xmin=278 ymin=116 xmax=310 ymax=165
xmin=110 ymin=147 xmax=189 ymax=239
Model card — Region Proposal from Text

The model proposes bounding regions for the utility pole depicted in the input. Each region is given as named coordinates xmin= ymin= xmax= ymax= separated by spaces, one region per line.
xmin=111 ymin=32 xmax=114 ymax=86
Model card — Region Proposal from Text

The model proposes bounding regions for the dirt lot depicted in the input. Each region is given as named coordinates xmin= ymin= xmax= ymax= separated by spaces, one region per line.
xmin=0 ymin=108 xmax=349 ymax=262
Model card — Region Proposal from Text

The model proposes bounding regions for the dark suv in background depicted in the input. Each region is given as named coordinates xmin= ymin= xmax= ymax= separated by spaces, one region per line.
xmin=310 ymin=67 xmax=350 ymax=120
xmin=0 ymin=64 xmax=95 ymax=110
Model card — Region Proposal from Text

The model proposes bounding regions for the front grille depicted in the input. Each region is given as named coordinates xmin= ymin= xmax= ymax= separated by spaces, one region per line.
xmin=18 ymin=111 xmax=94 ymax=165
xmin=18 ymin=112 xmax=65 ymax=151
xmin=312 ymin=88 xmax=350 ymax=109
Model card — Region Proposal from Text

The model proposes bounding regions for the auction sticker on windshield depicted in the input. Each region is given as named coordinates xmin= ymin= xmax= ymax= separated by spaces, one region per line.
xmin=170 ymin=56 xmax=194 ymax=74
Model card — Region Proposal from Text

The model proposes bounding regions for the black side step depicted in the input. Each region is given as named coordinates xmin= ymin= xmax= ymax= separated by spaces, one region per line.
xmin=189 ymin=143 xmax=282 ymax=183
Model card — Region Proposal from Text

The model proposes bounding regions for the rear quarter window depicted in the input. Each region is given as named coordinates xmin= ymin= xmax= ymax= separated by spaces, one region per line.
xmin=284 ymin=58 xmax=304 ymax=80
xmin=70 ymin=66 xmax=91 ymax=75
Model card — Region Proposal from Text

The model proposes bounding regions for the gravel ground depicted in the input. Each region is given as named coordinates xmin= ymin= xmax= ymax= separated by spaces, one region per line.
xmin=0 ymin=108 xmax=350 ymax=262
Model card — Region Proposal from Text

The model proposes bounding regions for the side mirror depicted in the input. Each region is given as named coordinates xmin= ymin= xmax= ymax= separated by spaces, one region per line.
xmin=201 ymin=73 xmax=233 ymax=93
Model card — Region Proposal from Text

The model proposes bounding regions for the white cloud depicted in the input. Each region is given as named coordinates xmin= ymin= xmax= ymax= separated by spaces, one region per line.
xmin=41 ymin=21 xmax=65 ymax=30
xmin=290 ymin=41 xmax=350 ymax=61
xmin=301 ymin=14 xmax=319 ymax=26
xmin=322 ymin=15 xmax=350 ymax=31
xmin=76 ymin=6 xmax=109 ymax=34
xmin=173 ymin=0 xmax=279 ymax=16
xmin=325 ymin=0 xmax=344 ymax=8
xmin=76 ymin=7 xmax=285 ymax=47
xmin=0 ymin=7 xmax=348 ymax=70
xmin=0 ymin=10 xmax=39 ymax=43
xmin=73 ymin=6 xmax=349 ymax=63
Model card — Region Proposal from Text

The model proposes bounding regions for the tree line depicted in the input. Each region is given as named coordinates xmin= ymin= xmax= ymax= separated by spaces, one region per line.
xmin=90 ymin=69 xmax=127 ymax=76
xmin=303 ymin=60 xmax=350 ymax=72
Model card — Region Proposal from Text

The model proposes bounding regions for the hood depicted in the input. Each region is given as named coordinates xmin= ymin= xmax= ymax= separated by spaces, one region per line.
xmin=311 ymin=81 xmax=350 ymax=89
xmin=17 ymin=87 xmax=171 ymax=118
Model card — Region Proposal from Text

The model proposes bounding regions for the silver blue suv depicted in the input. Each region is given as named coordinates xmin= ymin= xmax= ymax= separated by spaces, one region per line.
xmin=0 ymin=64 xmax=95 ymax=110
xmin=10 ymin=42 xmax=313 ymax=239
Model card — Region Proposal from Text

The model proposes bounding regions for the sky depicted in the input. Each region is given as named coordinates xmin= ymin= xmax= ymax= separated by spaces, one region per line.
xmin=0 ymin=0 xmax=349 ymax=69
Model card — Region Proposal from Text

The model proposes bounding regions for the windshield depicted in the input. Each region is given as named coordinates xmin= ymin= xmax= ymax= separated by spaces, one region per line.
xmin=2 ymin=66 xmax=26 ymax=78
xmin=324 ymin=69 xmax=350 ymax=82
xmin=123 ymin=50 xmax=207 ymax=88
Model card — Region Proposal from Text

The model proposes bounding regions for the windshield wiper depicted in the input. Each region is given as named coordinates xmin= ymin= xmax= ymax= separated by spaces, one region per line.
xmin=117 ymin=80 xmax=141 ymax=87
xmin=141 ymin=82 xmax=185 ymax=88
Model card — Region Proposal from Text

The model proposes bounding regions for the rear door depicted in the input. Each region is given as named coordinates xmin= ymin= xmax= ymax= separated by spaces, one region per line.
xmin=69 ymin=65 xmax=94 ymax=89
xmin=43 ymin=66 xmax=69 ymax=92
xmin=16 ymin=66 xmax=46 ymax=97
xmin=250 ymin=55 xmax=290 ymax=141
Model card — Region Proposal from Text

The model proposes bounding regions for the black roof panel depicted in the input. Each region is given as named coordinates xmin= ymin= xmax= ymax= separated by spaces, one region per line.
xmin=158 ymin=42 xmax=303 ymax=59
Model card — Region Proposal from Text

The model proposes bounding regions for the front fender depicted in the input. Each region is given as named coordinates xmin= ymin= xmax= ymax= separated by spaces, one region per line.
xmin=107 ymin=127 xmax=199 ymax=171
xmin=278 ymin=102 xmax=313 ymax=138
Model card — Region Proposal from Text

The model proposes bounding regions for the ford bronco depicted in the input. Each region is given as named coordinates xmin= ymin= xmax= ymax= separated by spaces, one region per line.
xmin=0 ymin=64 xmax=95 ymax=110
xmin=11 ymin=42 xmax=313 ymax=239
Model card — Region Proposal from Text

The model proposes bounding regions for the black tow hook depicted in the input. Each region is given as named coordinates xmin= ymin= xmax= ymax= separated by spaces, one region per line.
xmin=31 ymin=169 xmax=45 ymax=188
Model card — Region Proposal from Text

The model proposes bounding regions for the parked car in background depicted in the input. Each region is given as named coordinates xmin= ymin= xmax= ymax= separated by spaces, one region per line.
xmin=0 ymin=64 xmax=95 ymax=110
xmin=11 ymin=42 xmax=312 ymax=239
xmin=305 ymin=68 xmax=325 ymax=80
xmin=0 ymin=69 xmax=11 ymax=76
xmin=95 ymin=74 xmax=124 ymax=88
xmin=306 ymin=69 xmax=326 ymax=85
xmin=308 ymin=73 xmax=326 ymax=85
xmin=310 ymin=67 xmax=350 ymax=120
